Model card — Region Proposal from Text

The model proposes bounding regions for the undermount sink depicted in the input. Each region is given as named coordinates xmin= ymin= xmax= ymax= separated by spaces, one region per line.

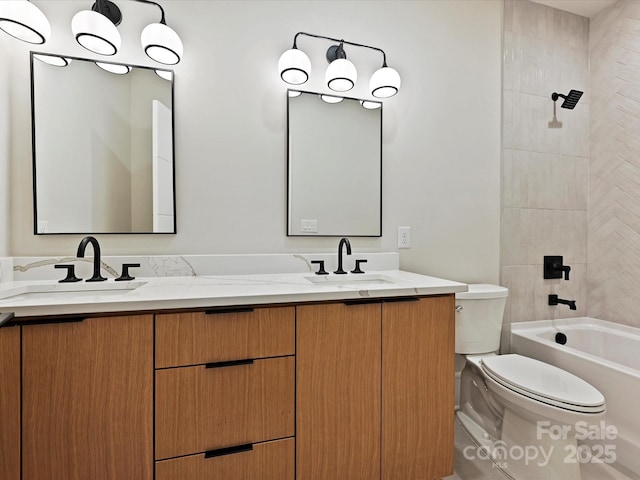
xmin=304 ymin=273 xmax=398 ymax=287
xmin=0 ymin=281 xmax=146 ymax=302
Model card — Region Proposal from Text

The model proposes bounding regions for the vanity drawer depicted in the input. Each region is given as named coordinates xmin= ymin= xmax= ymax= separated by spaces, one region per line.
xmin=155 ymin=306 xmax=295 ymax=368
xmin=155 ymin=356 xmax=294 ymax=460
xmin=155 ymin=438 xmax=294 ymax=480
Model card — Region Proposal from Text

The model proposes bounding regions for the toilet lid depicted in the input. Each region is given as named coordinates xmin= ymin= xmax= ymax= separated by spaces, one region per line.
xmin=481 ymin=354 xmax=605 ymax=412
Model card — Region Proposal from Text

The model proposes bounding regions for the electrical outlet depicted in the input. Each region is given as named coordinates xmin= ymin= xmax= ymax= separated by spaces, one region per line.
xmin=398 ymin=226 xmax=410 ymax=249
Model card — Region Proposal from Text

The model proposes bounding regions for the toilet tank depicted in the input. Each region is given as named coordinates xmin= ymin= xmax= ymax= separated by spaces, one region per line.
xmin=455 ymin=284 xmax=508 ymax=354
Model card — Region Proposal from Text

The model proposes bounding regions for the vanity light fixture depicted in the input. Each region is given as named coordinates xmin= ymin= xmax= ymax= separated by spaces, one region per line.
xmin=0 ymin=0 xmax=51 ymax=45
xmin=139 ymin=0 xmax=183 ymax=65
xmin=324 ymin=41 xmax=357 ymax=92
xmin=71 ymin=0 xmax=182 ymax=64
xmin=278 ymin=32 xmax=401 ymax=98
xmin=72 ymin=0 xmax=121 ymax=56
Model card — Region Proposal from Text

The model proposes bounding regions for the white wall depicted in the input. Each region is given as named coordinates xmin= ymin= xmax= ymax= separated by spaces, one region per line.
xmin=4 ymin=0 xmax=502 ymax=284
xmin=0 ymin=39 xmax=9 ymax=256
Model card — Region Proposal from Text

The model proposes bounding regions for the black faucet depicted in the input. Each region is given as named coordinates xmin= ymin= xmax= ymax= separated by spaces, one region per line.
xmin=334 ymin=237 xmax=352 ymax=274
xmin=77 ymin=236 xmax=107 ymax=282
xmin=548 ymin=294 xmax=576 ymax=310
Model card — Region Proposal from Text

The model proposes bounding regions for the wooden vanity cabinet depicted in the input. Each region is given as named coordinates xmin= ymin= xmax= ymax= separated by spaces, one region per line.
xmin=11 ymin=293 xmax=452 ymax=480
xmin=21 ymin=315 xmax=154 ymax=480
xmin=0 ymin=325 xmax=21 ymax=480
xmin=296 ymin=295 xmax=455 ymax=480
xmin=154 ymin=306 xmax=295 ymax=480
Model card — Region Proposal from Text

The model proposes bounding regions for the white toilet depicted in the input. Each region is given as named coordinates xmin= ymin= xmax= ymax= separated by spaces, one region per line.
xmin=455 ymin=284 xmax=606 ymax=480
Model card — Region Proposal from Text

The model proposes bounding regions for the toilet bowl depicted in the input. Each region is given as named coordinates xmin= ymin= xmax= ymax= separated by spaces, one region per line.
xmin=456 ymin=285 xmax=606 ymax=480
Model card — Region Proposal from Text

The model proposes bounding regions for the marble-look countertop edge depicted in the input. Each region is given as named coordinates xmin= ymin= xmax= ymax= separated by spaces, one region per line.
xmin=0 ymin=270 xmax=468 ymax=318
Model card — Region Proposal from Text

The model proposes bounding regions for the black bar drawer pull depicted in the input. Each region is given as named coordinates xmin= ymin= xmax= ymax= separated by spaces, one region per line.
xmin=383 ymin=297 xmax=420 ymax=303
xmin=205 ymin=358 xmax=254 ymax=369
xmin=204 ymin=443 xmax=253 ymax=459
xmin=0 ymin=312 xmax=15 ymax=328
xmin=18 ymin=316 xmax=86 ymax=327
xmin=343 ymin=299 xmax=382 ymax=306
xmin=204 ymin=307 xmax=254 ymax=315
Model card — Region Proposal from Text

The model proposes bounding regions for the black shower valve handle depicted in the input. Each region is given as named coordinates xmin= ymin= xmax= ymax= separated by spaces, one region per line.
xmin=543 ymin=256 xmax=571 ymax=281
xmin=561 ymin=264 xmax=571 ymax=281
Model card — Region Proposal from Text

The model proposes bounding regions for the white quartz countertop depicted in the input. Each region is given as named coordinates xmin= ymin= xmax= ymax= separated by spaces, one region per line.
xmin=0 ymin=270 xmax=467 ymax=318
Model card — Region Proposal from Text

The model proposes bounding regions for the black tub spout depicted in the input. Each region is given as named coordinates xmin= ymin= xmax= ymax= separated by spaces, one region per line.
xmin=548 ymin=294 xmax=576 ymax=310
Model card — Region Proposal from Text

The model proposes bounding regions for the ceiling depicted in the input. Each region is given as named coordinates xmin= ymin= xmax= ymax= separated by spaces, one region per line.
xmin=530 ymin=0 xmax=618 ymax=18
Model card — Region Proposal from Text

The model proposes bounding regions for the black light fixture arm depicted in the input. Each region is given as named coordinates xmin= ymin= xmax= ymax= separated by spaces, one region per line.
xmin=292 ymin=31 xmax=388 ymax=66
xmin=92 ymin=0 xmax=122 ymax=26
xmin=89 ymin=0 xmax=167 ymax=26
xmin=133 ymin=0 xmax=167 ymax=24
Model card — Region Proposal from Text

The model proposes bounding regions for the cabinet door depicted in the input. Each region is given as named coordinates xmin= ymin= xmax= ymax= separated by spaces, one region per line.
xmin=22 ymin=315 xmax=154 ymax=480
xmin=296 ymin=302 xmax=381 ymax=480
xmin=382 ymin=295 xmax=455 ymax=480
xmin=0 ymin=326 xmax=20 ymax=480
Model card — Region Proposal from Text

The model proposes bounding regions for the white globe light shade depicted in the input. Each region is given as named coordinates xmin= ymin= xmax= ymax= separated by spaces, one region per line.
xmin=155 ymin=69 xmax=173 ymax=81
xmin=72 ymin=9 xmax=121 ymax=56
xmin=326 ymin=58 xmax=357 ymax=92
xmin=278 ymin=48 xmax=311 ymax=85
xmin=0 ymin=0 xmax=50 ymax=44
xmin=141 ymin=22 xmax=183 ymax=65
xmin=360 ymin=100 xmax=381 ymax=110
xmin=34 ymin=54 xmax=70 ymax=67
xmin=96 ymin=62 xmax=131 ymax=75
xmin=370 ymin=66 xmax=401 ymax=98
xmin=321 ymin=95 xmax=343 ymax=104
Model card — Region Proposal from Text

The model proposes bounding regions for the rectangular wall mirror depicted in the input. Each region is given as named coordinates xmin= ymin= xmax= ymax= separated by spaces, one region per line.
xmin=31 ymin=52 xmax=176 ymax=234
xmin=287 ymin=90 xmax=382 ymax=237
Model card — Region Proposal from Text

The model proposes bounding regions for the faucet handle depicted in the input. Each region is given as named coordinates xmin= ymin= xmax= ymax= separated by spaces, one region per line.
xmin=351 ymin=259 xmax=367 ymax=274
xmin=311 ymin=260 xmax=329 ymax=275
xmin=544 ymin=256 xmax=571 ymax=280
xmin=55 ymin=264 xmax=82 ymax=283
xmin=115 ymin=263 xmax=141 ymax=282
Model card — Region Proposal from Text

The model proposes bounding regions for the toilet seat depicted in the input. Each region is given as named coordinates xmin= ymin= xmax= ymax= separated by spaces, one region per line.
xmin=480 ymin=354 xmax=605 ymax=413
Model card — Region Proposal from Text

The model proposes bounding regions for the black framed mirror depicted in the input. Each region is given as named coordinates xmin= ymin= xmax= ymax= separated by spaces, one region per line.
xmin=31 ymin=52 xmax=176 ymax=234
xmin=287 ymin=90 xmax=382 ymax=237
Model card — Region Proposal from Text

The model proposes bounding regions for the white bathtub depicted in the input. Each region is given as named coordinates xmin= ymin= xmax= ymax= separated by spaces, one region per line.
xmin=511 ymin=317 xmax=640 ymax=476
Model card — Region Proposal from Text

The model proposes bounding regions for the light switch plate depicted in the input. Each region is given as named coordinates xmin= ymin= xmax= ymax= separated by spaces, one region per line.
xmin=301 ymin=219 xmax=318 ymax=233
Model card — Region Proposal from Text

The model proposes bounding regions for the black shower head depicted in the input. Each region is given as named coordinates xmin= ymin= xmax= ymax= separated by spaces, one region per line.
xmin=551 ymin=90 xmax=583 ymax=109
